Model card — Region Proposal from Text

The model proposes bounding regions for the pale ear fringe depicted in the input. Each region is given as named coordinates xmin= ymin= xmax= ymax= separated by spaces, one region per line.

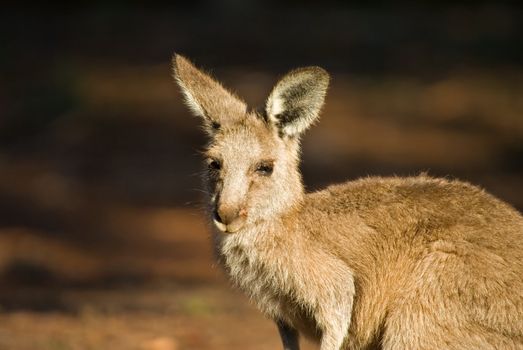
xmin=266 ymin=94 xmax=284 ymax=126
xmin=174 ymin=75 xmax=206 ymax=118
xmin=266 ymin=67 xmax=329 ymax=137
xmin=172 ymin=54 xmax=248 ymax=131
xmin=282 ymin=115 xmax=317 ymax=136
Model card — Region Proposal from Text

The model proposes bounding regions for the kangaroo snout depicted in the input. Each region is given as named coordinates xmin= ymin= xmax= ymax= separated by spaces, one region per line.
xmin=213 ymin=204 xmax=247 ymax=233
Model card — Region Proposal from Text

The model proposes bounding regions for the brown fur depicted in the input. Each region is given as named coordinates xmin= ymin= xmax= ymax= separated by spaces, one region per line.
xmin=172 ymin=54 xmax=523 ymax=350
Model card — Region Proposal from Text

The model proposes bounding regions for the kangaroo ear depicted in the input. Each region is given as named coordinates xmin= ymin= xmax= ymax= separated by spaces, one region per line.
xmin=172 ymin=54 xmax=247 ymax=133
xmin=266 ymin=67 xmax=329 ymax=137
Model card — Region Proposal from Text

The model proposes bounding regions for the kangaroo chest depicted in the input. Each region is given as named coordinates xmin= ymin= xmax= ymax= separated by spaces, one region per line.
xmin=220 ymin=234 xmax=289 ymax=317
xmin=218 ymin=231 xmax=323 ymax=340
xmin=219 ymin=234 xmax=296 ymax=308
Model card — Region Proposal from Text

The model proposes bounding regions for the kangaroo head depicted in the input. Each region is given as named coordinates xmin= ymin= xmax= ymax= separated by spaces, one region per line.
xmin=173 ymin=55 xmax=329 ymax=233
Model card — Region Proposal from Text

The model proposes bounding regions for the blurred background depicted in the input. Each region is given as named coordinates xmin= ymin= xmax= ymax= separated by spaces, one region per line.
xmin=1 ymin=1 xmax=522 ymax=349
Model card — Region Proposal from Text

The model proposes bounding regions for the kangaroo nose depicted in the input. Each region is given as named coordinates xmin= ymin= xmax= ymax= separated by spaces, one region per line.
xmin=215 ymin=205 xmax=240 ymax=226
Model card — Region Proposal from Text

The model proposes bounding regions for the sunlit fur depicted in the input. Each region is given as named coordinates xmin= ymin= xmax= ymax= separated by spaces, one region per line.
xmin=172 ymin=54 xmax=523 ymax=350
xmin=266 ymin=66 xmax=329 ymax=137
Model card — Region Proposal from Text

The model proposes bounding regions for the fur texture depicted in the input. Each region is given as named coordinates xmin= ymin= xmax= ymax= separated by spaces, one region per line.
xmin=172 ymin=54 xmax=523 ymax=350
xmin=266 ymin=66 xmax=329 ymax=137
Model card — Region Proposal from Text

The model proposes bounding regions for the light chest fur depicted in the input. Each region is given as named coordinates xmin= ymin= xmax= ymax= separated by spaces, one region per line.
xmin=217 ymin=218 xmax=355 ymax=341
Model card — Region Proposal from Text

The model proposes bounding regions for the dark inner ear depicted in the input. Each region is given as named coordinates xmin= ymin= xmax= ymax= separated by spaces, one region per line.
xmin=273 ymin=76 xmax=322 ymax=134
xmin=275 ymin=106 xmax=307 ymax=128
xmin=275 ymin=83 xmax=311 ymax=126
xmin=266 ymin=66 xmax=329 ymax=137
xmin=281 ymin=81 xmax=311 ymax=102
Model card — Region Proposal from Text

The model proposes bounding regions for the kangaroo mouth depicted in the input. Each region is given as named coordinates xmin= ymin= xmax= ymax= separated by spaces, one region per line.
xmin=213 ymin=212 xmax=245 ymax=234
xmin=213 ymin=219 xmax=245 ymax=234
xmin=213 ymin=217 xmax=228 ymax=232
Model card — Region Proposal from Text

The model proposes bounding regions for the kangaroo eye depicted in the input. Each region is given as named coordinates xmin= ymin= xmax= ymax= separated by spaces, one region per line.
xmin=255 ymin=161 xmax=274 ymax=176
xmin=208 ymin=159 xmax=221 ymax=171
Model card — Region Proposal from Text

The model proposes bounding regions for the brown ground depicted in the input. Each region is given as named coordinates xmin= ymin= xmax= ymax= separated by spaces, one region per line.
xmin=0 ymin=284 xmax=315 ymax=350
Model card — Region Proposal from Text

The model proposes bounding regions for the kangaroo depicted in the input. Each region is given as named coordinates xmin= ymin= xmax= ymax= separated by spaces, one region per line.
xmin=172 ymin=54 xmax=523 ymax=350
